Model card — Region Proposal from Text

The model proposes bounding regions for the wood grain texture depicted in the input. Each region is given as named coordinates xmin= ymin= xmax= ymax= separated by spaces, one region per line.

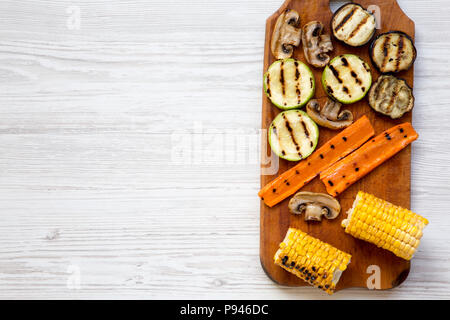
xmin=260 ymin=0 xmax=414 ymax=291
xmin=0 ymin=0 xmax=449 ymax=299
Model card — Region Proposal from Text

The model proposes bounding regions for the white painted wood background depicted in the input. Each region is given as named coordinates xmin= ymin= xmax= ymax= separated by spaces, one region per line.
xmin=0 ymin=0 xmax=449 ymax=299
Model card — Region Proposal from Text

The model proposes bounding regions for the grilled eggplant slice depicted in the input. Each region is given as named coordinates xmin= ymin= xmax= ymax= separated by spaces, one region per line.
xmin=368 ymin=75 xmax=414 ymax=119
xmin=370 ymin=31 xmax=417 ymax=73
xmin=331 ymin=3 xmax=376 ymax=47
xmin=322 ymin=54 xmax=372 ymax=104
xmin=269 ymin=110 xmax=319 ymax=161
xmin=264 ymin=59 xmax=315 ymax=110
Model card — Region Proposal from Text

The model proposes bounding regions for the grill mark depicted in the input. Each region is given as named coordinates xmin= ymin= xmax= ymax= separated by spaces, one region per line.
xmin=329 ymin=65 xmax=343 ymax=84
xmin=395 ymin=35 xmax=405 ymax=72
xmin=334 ymin=7 xmax=357 ymax=33
xmin=294 ymin=61 xmax=301 ymax=103
xmin=388 ymin=79 xmax=400 ymax=109
xmin=350 ymin=70 xmax=362 ymax=85
xmin=294 ymin=61 xmax=300 ymax=81
xmin=374 ymin=76 xmax=389 ymax=101
xmin=348 ymin=14 xmax=370 ymax=40
xmin=266 ymin=74 xmax=271 ymax=97
xmin=299 ymin=117 xmax=310 ymax=138
xmin=280 ymin=61 xmax=285 ymax=97
xmin=343 ymin=86 xmax=349 ymax=95
xmin=381 ymin=35 xmax=391 ymax=69
xmin=282 ymin=113 xmax=302 ymax=158
xmin=327 ymin=86 xmax=334 ymax=94
xmin=341 ymin=57 xmax=349 ymax=66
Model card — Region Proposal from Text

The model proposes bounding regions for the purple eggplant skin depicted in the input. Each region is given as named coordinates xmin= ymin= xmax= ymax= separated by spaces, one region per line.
xmin=369 ymin=31 xmax=417 ymax=74
xmin=330 ymin=3 xmax=377 ymax=48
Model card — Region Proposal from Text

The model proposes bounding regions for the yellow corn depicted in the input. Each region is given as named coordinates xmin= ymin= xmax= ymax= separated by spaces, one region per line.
xmin=274 ymin=228 xmax=352 ymax=295
xmin=342 ymin=191 xmax=429 ymax=260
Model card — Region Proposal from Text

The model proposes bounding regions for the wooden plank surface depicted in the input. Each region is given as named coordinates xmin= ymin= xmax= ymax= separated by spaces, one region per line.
xmin=0 ymin=0 xmax=449 ymax=299
xmin=260 ymin=0 xmax=414 ymax=291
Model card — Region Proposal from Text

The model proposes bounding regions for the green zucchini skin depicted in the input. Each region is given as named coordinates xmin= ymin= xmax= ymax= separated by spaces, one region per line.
xmin=264 ymin=59 xmax=315 ymax=110
xmin=268 ymin=110 xmax=319 ymax=162
xmin=322 ymin=54 xmax=372 ymax=104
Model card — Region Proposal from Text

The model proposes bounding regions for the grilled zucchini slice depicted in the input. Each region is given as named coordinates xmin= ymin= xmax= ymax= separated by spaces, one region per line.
xmin=264 ymin=59 xmax=315 ymax=110
xmin=368 ymin=75 xmax=414 ymax=119
xmin=322 ymin=54 xmax=372 ymax=104
xmin=269 ymin=110 xmax=319 ymax=161
xmin=331 ymin=3 xmax=376 ymax=47
xmin=370 ymin=31 xmax=417 ymax=73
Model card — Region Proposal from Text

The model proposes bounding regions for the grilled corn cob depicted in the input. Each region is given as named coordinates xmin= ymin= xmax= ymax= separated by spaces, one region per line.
xmin=342 ymin=191 xmax=429 ymax=260
xmin=274 ymin=228 xmax=352 ymax=295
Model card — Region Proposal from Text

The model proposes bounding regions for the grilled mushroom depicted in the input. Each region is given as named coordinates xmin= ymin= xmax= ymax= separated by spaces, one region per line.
xmin=302 ymin=21 xmax=333 ymax=68
xmin=368 ymin=75 xmax=414 ymax=119
xmin=289 ymin=191 xmax=341 ymax=221
xmin=271 ymin=9 xmax=302 ymax=59
xmin=306 ymin=98 xmax=353 ymax=130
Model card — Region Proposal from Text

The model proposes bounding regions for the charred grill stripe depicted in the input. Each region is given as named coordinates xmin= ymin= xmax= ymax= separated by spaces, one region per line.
xmin=299 ymin=117 xmax=310 ymax=138
xmin=280 ymin=61 xmax=285 ymax=96
xmin=347 ymin=14 xmax=370 ymax=40
xmin=334 ymin=7 xmax=357 ymax=33
xmin=374 ymin=76 xmax=388 ymax=101
xmin=395 ymin=35 xmax=405 ymax=72
xmin=295 ymin=62 xmax=301 ymax=103
xmin=350 ymin=70 xmax=362 ymax=85
xmin=381 ymin=35 xmax=391 ymax=70
xmin=266 ymin=74 xmax=271 ymax=97
xmin=327 ymin=86 xmax=334 ymax=94
xmin=388 ymin=79 xmax=401 ymax=109
xmin=328 ymin=65 xmax=343 ymax=84
xmin=282 ymin=113 xmax=302 ymax=158
xmin=341 ymin=57 xmax=349 ymax=66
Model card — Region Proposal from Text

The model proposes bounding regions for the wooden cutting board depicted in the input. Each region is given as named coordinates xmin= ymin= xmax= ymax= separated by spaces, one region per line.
xmin=260 ymin=0 xmax=415 ymax=291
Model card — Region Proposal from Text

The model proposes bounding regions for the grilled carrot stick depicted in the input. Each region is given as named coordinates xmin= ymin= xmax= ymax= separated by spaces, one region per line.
xmin=320 ymin=123 xmax=418 ymax=197
xmin=259 ymin=116 xmax=374 ymax=207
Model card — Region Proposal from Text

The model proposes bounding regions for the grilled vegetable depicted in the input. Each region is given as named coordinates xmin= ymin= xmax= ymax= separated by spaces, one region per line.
xmin=331 ymin=3 xmax=376 ymax=47
xmin=289 ymin=192 xmax=341 ymax=221
xmin=320 ymin=123 xmax=419 ymax=197
xmin=264 ymin=59 xmax=315 ymax=110
xmin=271 ymin=9 xmax=302 ymax=60
xmin=274 ymin=228 xmax=352 ymax=295
xmin=370 ymin=31 xmax=417 ymax=73
xmin=369 ymin=75 xmax=414 ymax=119
xmin=342 ymin=191 xmax=429 ymax=260
xmin=259 ymin=116 xmax=374 ymax=207
xmin=306 ymin=98 xmax=353 ymax=130
xmin=302 ymin=21 xmax=333 ymax=68
xmin=322 ymin=54 xmax=372 ymax=104
xmin=268 ymin=110 xmax=319 ymax=161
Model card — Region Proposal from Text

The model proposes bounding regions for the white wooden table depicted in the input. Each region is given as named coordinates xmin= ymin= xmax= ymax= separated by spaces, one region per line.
xmin=0 ymin=0 xmax=449 ymax=299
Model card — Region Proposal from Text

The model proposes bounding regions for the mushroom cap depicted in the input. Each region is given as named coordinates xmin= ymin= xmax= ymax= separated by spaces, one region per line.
xmin=270 ymin=9 xmax=302 ymax=60
xmin=306 ymin=98 xmax=353 ymax=130
xmin=302 ymin=21 xmax=333 ymax=68
xmin=288 ymin=191 xmax=341 ymax=221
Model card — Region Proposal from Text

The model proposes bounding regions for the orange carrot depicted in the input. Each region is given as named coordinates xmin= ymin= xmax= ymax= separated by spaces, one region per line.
xmin=259 ymin=116 xmax=374 ymax=207
xmin=320 ymin=123 xmax=418 ymax=197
